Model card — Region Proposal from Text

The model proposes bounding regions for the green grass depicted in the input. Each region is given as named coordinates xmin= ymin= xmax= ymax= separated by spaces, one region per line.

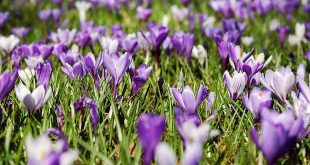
xmin=0 ymin=0 xmax=309 ymax=164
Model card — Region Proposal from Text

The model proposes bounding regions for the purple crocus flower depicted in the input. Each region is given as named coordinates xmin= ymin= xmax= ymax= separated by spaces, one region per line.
xmin=80 ymin=21 xmax=105 ymax=44
xmin=103 ymin=53 xmax=131 ymax=96
xmin=56 ymin=104 xmax=64 ymax=130
xmin=144 ymin=23 xmax=169 ymax=63
xmin=306 ymin=51 xmax=310 ymax=61
xmin=250 ymin=110 xmax=308 ymax=164
xmin=36 ymin=60 xmax=52 ymax=90
xmin=242 ymin=87 xmax=272 ymax=119
xmin=74 ymin=97 xmax=99 ymax=131
xmin=58 ymin=49 xmax=81 ymax=65
xmin=83 ymin=52 xmax=103 ymax=88
xmin=171 ymin=32 xmax=195 ymax=63
xmin=110 ymin=24 xmax=126 ymax=39
xmin=214 ymin=33 xmax=236 ymax=70
xmin=171 ymin=85 xmax=208 ymax=114
xmin=0 ymin=70 xmax=18 ymax=102
xmin=228 ymin=44 xmax=272 ymax=85
xmin=137 ymin=113 xmax=165 ymax=165
xmin=75 ymin=31 xmax=91 ymax=48
xmin=129 ymin=64 xmax=153 ymax=96
xmin=121 ymin=36 xmax=139 ymax=54
xmin=260 ymin=66 xmax=295 ymax=101
xmin=277 ymin=25 xmax=290 ymax=43
xmin=223 ymin=71 xmax=247 ymax=101
xmin=12 ymin=27 xmax=30 ymax=38
xmin=209 ymin=1 xmax=233 ymax=17
xmin=22 ymin=43 xmax=53 ymax=69
xmin=0 ymin=11 xmax=9 ymax=27
xmin=61 ymin=60 xmax=87 ymax=80
xmin=137 ymin=6 xmax=152 ymax=21
xmin=38 ymin=9 xmax=62 ymax=23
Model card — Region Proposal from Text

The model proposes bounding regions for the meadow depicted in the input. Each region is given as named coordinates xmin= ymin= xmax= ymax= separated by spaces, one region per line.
xmin=0 ymin=0 xmax=309 ymax=164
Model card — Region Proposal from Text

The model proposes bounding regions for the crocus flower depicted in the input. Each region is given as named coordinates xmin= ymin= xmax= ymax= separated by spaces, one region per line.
xmin=171 ymin=32 xmax=195 ymax=63
xmin=137 ymin=6 xmax=152 ymax=21
xmin=80 ymin=21 xmax=105 ymax=43
xmin=171 ymin=5 xmax=189 ymax=22
xmin=214 ymin=33 xmax=236 ymax=70
xmin=121 ymin=35 xmax=139 ymax=53
xmin=145 ymin=23 xmax=169 ymax=62
xmin=18 ymin=68 xmax=35 ymax=87
xmin=75 ymin=1 xmax=92 ymax=23
xmin=155 ymin=120 xmax=218 ymax=165
xmin=228 ymin=44 xmax=272 ymax=85
xmin=0 ymin=35 xmax=20 ymax=55
xmin=129 ymin=64 xmax=153 ymax=96
xmin=99 ymin=36 xmax=119 ymax=55
xmin=74 ymin=97 xmax=99 ymax=131
xmin=0 ymin=11 xmax=9 ymax=27
xmin=56 ymin=104 xmax=64 ymax=130
xmin=61 ymin=60 xmax=87 ymax=80
xmin=36 ymin=60 xmax=52 ymax=90
xmin=0 ymin=70 xmax=18 ymax=102
xmin=288 ymin=23 xmax=306 ymax=46
xmin=223 ymin=71 xmax=247 ymax=101
xmin=181 ymin=120 xmax=219 ymax=165
xmin=38 ymin=9 xmax=62 ymax=23
xmin=171 ymin=85 xmax=209 ymax=114
xmin=250 ymin=110 xmax=308 ymax=164
xmin=242 ymin=87 xmax=272 ymax=119
xmin=15 ymin=83 xmax=52 ymax=115
xmin=269 ymin=19 xmax=280 ymax=31
xmin=12 ymin=27 xmax=30 ymax=38
xmin=18 ymin=43 xmax=53 ymax=68
xmin=137 ymin=113 xmax=166 ymax=165
xmin=155 ymin=143 xmax=177 ymax=165
xmin=306 ymin=50 xmax=310 ymax=61
xmin=260 ymin=66 xmax=295 ymax=101
xmin=277 ymin=25 xmax=290 ymax=43
xmin=26 ymin=133 xmax=78 ymax=165
xmin=241 ymin=36 xmax=254 ymax=46
xmin=191 ymin=45 xmax=207 ymax=66
xmin=146 ymin=23 xmax=169 ymax=49
xmin=83 ymin=52 xmax=103 ymax=88
xmin=75 ymin=31 xmax=91 ymax=48
xmin=49 ymin=28 xmax=77 ymax=46
xmin=103 ymin=53 xmax=131 ymax=96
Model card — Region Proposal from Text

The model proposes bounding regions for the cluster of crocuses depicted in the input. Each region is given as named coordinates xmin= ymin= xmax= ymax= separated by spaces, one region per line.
xmin=137 ymin=84 xmax=218 ymax=165
xmin=210 ymin=0 xmax=309 ymax=20
xmin=0 ymin=0 xmax=309 ymax=164
xmin=221 ymin=43 xmax=310 ymax=163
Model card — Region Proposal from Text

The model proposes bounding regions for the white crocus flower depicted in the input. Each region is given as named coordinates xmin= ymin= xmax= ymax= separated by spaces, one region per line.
xmin=99 ymin=36 xmax=119 ymax=54
xmin=191 ymin=45 xmax=207 ymax=66
xmin=223 ymin=71 xmax=247 ymax=100
xmin=26 ymin=134 xmax=78 ymax=165
xmin=0 ymin=34 xmax=20 ymax=55
xmin=25 ymin=56 xmax=44 ymax=69
xmin=269 ymin=19 xmax=280 ymax=31
xmin=241 ymin=36 xmax=254 ymax=46
xmin=162 ymin=15 xmax=170 ymax=27
xmin=155 ymin=143 xmax=177 ymax=165
xmin=170 ymin=5 xmax=189 ymax=22
xmin=18 ymin=68 xmax=35 ymax=87
xmin=15 ymin=83 xmax=52 ymax=115
xmin=288 ymin=23 xmax=306 ymax=46
xmin=75 ymin=1 xmax=92 ymax=23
